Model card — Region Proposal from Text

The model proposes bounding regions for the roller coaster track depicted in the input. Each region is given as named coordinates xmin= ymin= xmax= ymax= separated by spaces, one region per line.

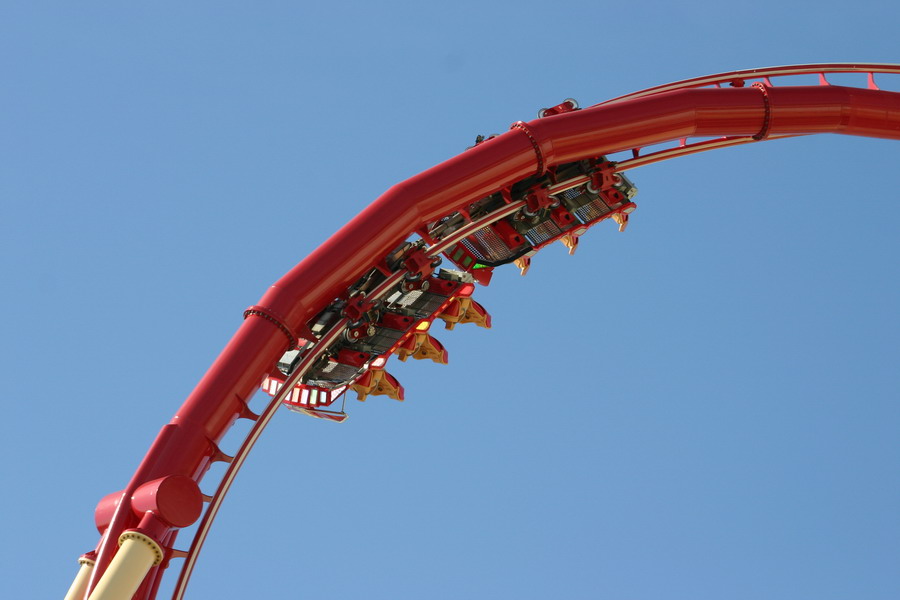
xmin=66 ymin=63 xmax=900 ymax=600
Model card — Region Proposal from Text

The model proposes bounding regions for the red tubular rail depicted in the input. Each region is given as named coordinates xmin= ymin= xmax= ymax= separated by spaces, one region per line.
xmin=82 ymin=74 xmax=900 ymax=599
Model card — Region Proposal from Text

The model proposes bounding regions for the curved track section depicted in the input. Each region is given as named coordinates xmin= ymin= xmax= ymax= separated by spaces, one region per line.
xmin=72 ymin=64 xmax=900 ymax=600
xmin=606 ymin=64 xmax=900 ymax=171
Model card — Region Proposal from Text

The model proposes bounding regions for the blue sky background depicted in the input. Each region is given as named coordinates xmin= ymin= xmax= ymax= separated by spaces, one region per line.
xmin=1 ymin=3 xmax=898 ymax=599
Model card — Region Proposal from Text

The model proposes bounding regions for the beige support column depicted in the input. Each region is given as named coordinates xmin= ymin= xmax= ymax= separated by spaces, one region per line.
xmin=63 ymin=556 xmax=95 ymax=600
xmin=87 ymin=532 xmax=163 ymax=600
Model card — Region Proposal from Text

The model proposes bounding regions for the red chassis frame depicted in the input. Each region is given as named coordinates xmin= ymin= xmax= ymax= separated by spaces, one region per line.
xmin=71 ymin=64 xmax=900 ymax=600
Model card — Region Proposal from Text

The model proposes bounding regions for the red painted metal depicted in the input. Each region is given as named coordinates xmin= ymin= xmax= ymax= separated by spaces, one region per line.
xmin=77 ymin=64 xmax=900 ymax=600
xmin=599 ymin=63 xmax=900 ymax=105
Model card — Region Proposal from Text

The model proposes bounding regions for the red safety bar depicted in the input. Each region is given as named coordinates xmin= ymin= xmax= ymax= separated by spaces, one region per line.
xmin=74 ymin=64 xmax=900 ymax=600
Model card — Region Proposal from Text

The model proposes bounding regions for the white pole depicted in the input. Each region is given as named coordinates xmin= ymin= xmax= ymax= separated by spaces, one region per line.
xmin=87 ymin=532 xmax=163 ymax=600
xmin=63 ymin=556 xmax=95 ymax=600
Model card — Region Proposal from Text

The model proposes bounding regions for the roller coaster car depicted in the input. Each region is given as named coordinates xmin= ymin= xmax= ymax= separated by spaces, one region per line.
xmin=262 ymin=159 xmax=633 ymax=422
xmin=263 ymin=268 xmax=490 ymax=420
xmin=440 ymin=159 xmax=638 ymax=273
xmin=263 ymin=160 xmax=635 ymax=419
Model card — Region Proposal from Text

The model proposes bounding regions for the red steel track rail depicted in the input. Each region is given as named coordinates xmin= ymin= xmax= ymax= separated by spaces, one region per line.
xmin=72 ymin=64 xmax=900 ymax=600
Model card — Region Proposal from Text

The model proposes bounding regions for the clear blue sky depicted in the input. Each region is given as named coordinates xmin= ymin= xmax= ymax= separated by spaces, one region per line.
xmin=1 ymin=3 xmax=897 ymax=599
